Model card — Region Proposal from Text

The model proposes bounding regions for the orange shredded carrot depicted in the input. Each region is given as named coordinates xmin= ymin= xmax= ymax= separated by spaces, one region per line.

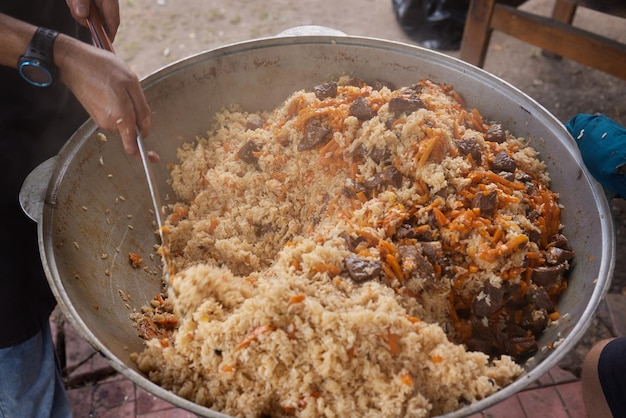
xmin=548 ymin=311 xmax=560 ymax=321
xmin=377 ymin=239 xmax=396 ymax=256
xmin=356 ymin=191 xmax=368 ymax=203
xmin=432 ymin=206 xmax=449 ymax=227
xmin=207 ymin=217 xmax=219 ymax=234
xmin=385 ymin=332 xmax=401 ymax=355
xmin=433 ymin=264 xmax=442 ymax=277
xmin=385 ymin=254 xmax=404 ymax=282
xmin=418 ymin=133 xmax=441 ymax=166
xmin=288 ymin=294 xmax=306 ymax=305
xmin=431 ymin=354 xmax=444 ymax=363
xmin=236 ymin=325 xmax=276 ymax=350
xmin=346 ymin=347 xmax=355 ymax=360
xmin=478 ymin=248 xmax=499 ymax=263
xmin=499 ymin=234 xmax=529 ymax=255
xmin=358 ymin=230 xmax=380 ymax=246
xmin=381 ymin=263 xmax=396 ymax=281
xmin=491 ymin=228 xmax=504 ymax=244
xmin=350 ymin=162 xmax=359 ymax=180
xmin=311 ymin=263 xmax=342 ymax=277
xmin=289 ymin=259 xmax=302 ymax=271
xmin=400 ymin=371 xmax=413 ymax=386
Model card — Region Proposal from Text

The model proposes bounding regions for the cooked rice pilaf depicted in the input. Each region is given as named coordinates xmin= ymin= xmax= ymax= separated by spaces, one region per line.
xmin=131 ymin=77 xmax=574 ymax=417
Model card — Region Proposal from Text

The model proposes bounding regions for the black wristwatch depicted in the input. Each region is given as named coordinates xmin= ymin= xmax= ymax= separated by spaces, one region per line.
xmin=18 ymin=27 xmax=59 ymax=87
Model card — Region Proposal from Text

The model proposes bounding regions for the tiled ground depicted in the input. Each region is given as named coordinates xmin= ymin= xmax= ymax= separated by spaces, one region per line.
xmin=53 ymin=293 xmax=626 ymax=418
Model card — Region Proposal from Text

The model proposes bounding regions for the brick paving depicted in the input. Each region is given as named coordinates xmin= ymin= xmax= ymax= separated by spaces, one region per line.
xmin=53 ymin=293 xmax=626 ymax=418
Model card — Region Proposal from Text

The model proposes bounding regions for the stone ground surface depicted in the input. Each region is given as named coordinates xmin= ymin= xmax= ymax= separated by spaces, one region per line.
xmin=53 ymin=0 xmax=626 ymax=416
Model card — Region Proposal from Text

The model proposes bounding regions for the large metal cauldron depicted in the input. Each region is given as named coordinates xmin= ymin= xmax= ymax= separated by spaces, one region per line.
xmin=22 ymin=31 xmax=615 ymax=417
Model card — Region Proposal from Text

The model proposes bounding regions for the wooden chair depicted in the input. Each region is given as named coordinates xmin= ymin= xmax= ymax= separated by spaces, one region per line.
xmin=459 ymin=0 xmax=626 ymax=80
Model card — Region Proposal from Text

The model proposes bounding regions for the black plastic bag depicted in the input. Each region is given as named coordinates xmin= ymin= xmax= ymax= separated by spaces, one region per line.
xmin=392 ymin=0 xmax=470 ymax=50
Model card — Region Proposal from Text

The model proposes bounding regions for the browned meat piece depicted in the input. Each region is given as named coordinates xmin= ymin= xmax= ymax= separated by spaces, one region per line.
xmin=472 ymin=282 xmax=507 ymax=317
xmin=394 ymin=223 xmax=416 ymax=240
xmin=545 ymin=246 xmax=575 ymax=265
xmin=550 ymin=233 xmax=573 ymax=251
xmin=520 ymin=305 xmax=549 ymax=336
xmin=368 ymin=146 xmax=391 ymax=164
xmin=532 ymin=262 xmax=567 ymax=288
xmin=388 ymin=96 xmax=425 ymax=113
xmin=237 ymin=139 xmax=262 ymax=165
xmin=397 ymin=245 xmax=435 ymax=280
xmin=455 ymin=137 xmax=482 ymax=163
xmin=492 ymin=151 xmax=517 ymax=172
xmin=504 ymin=335 xmax=538 ymax=358
xmin=350 ymin=97 xmax=376 ymax=121
xmin=362 ymin=166 xmax=403 ymax=191
xmin=420 ymin=241 xmax=443 ymax=264
xmin=485 ymin=124 xmax=507 ymax=143
xmin=345 ymin=256 xmax=382 ymax=282
xmin=466 ymin=317 xmax=538 ymax=358
xmin=516 ymin=171 xmax=533 ymax=183
xmin=530 ymin=286 xmax=554 ymax=311
xmin=298 ymin=119 xmax=332 ymax=151
xmin=245 ymin=114 xmax=264 ymax=130
xmin=394 ymin=223 xmax=438 ymax=242
xmin=472 ymin=190 xmax=498 ymax=218
xmin=388 ymin=86 xmax=425 ymax=113
xmin=314 ymin=81 xmax=338 ymax=100
xmin=370 ymin=79 xmax=395 ymax=91
xmin=471 ymin=281 xmax=523 ymax=318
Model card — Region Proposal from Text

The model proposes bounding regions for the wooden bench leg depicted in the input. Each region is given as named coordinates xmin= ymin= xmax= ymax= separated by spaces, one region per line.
xmin=460 ymin=0 xmax=497 ymax=67
xmin=543 ymin=0 xmax=578 ymax=58
xmin=552 ymin=0 xmax=577 ymax=24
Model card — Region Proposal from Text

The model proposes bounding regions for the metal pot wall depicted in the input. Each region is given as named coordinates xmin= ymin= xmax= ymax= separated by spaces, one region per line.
xmin=21 ymin=32 xmax=615 ymax=417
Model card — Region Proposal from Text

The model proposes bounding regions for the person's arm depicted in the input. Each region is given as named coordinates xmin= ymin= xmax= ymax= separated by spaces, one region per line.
xmin=0 ymin=12 xmax=150 ymax=157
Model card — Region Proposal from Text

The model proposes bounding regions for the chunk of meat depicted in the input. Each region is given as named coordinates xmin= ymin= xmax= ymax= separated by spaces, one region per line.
xmin=237 ymin=139 xmax=262 ymax=165
xmin=350 ymin=97 xmax=376 ymax=121
xmin=397 ymin=245 xmax=435 ymax=280
xmin=532 ymin=262 xmax=567 ymax=288
xmin=245 ymin=114 xmax=264 ymax=130
xmin=472 ymin=190 xmax=498 ymax=218
xmin=370 ymin=79 xmax=395 ymax=91
xmin=298 ymin=119 xmax=332 ymax=151
xmin=420 ymin=241 xmax=443 ymax=264
xmin=492 ymin=152 xmax=517 ymax=172
xmin=362 ymin=166 xmax=403 ymax=191
xmin=314 ymin=81 xmax=338 ymax=100
xmin=388 ymin=87 xmax=425 ymax=113
xmin=345 ymin=256 xmax=382 ymax=282
xmin=485 ymin=124 xmax=507 ymax=143
xmin=545 ymin=246 xmax=575 ymax=265
xmin=456 ymin=137 xmax=482 ymax=163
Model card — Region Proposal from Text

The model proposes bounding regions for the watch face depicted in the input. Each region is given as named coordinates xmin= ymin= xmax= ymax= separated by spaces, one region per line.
xmin=19 ymin=60 xmax=53 ymax=87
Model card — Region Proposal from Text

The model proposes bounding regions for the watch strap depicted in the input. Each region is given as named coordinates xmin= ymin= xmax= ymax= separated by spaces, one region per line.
xmin=18 ymin=27 xmax=59 ymax=87
xmin=25 ymin=27 xmax=59 ymax=65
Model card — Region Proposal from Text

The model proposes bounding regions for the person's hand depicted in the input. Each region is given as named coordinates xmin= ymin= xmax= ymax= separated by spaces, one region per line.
xmin=566 ymin=113 xmax=626 ymax=199
xmin=66 ymin=0 xmax=120 ymax=41
xmin=54 ymin=34 xmax=151 ymax=158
